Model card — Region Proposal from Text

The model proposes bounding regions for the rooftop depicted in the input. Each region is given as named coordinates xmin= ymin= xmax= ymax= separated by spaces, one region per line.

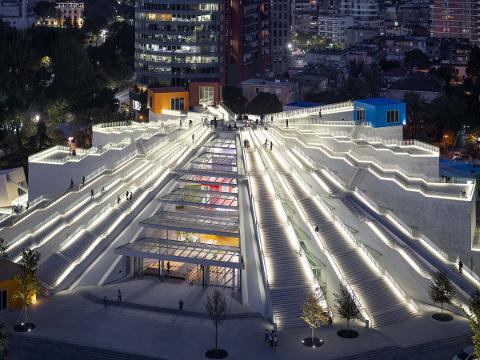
xmin=355 ymin=98 xmax=401 ymax=106
xmin=148 ymin=87 xmax=187 ymax=94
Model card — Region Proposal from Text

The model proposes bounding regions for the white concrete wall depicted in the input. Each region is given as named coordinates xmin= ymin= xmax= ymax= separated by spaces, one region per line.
xmin=28 ymin=142 xmax=137 ymax=202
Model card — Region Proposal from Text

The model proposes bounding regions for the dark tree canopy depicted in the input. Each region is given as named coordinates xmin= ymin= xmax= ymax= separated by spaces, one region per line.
xmin=246 ymin=92 xmax=282 ymax=115
xmin=404 ymin=49 xmax=430 ymax=68
xmin=221 ymin=86 xmax=247 ymax=114
xmin=33 ymin=1 xmax=56 ymax=17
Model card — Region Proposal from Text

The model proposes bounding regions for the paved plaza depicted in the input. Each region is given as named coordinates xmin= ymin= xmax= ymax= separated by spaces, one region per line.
xmin=2 ymin=278 xmax=474 ymax=360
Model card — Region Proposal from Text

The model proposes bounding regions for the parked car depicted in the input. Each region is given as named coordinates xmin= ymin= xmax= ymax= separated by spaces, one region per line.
xmin=453 ymin=346 xmax=478 ymax=360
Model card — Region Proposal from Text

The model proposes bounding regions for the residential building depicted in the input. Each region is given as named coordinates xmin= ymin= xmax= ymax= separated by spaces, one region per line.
xmin=345 ymin=26 xmax=378 ymax=47
xmin=293 ymin=0 xmax=318 ymax=35
xmin=317 ymin=14 xmax=354 ymax=48
xmin=304 ymin=49 xmax=348 ymax=69
xmin=430 ymin=0 xmax=480 ymax=45
xmin=147 ymin=87 xmax=189 ymax=114
xmin=381 ymin=73 xmax=443 ymax=102
xmin=55 ymin=1 xmax=84 ymax=28
xmin=271 ymin=0 xmax=291 ymax=74
xmin=339 ymin=0 xmax=382 ymax=27
xmin=240 ymin=78 xmax=299 ymax=106
xmin=230 ymin=0 xmax=271 ymax=83
xmin=385 ymin=36 xmax=428 ymax=62
xmin=0 ymin=0 xmax=34 ymax=29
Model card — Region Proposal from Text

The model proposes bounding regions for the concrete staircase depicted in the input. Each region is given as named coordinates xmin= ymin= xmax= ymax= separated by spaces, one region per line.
xmin=245 ymin=148 xmax=313 ymax=329
xmin=269 ymin=154 xmax=417 ymax=328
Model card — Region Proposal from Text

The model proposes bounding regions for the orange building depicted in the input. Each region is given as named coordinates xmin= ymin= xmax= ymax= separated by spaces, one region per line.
xmin=148 ymin=87 xmax=189 ymax=114
xmin=0 ymin=258 xmax=22 ymax=311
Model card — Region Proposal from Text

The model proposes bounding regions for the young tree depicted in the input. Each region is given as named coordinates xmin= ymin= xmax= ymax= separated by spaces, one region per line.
xmin=0 ymin=238 xmax=7 ymax=258
xmin=467 ymin=290 xmax=480 ymax=359
xmin=334 ymin=284 xmax=361 ymax=336
xmin=300 ymin=290 xmax=329 ymax=346
xmin=13 ymin=249 xmax=40 ymax=327
xmin=221 ymin=86 xmax=247 ymax=114
xmin=429 ymin=272 xmax=455 ymax=320
xmin=205 ymin=289 xmax=227 ymax=357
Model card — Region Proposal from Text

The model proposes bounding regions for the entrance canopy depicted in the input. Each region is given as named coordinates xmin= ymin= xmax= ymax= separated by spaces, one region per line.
xmin=115 ymin=238 xmax=243 ymax=269
xmin=191 ymin=153 xmax=237 ymax=167
xmin=140 ymin=211 xmax=239 ymax=237
xmin=159 ymin=188 xmax=238 ymax=209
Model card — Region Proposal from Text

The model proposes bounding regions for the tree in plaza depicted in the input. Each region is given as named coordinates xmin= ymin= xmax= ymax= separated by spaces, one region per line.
xmin=245 ymin=92 xmax=282 ymax=116
xmin=205 ymin=289 xmax=228 ymax=359
xmin=429 ymin=272 xmax=455 ymax=321
xmin=300 ymin=290 xmax=329 ymax=347
xmin=221 ymin=86 xmax=247 ymax=115
xmin=13 ymin=249 xmax=40 ymax=330
xmin=334 ymin=284 xmax=361 ymax=337
xmin=0 ymin=238 xmax=7 ymax=258
xmin=466 ymin=290 xmax=480 ymax=359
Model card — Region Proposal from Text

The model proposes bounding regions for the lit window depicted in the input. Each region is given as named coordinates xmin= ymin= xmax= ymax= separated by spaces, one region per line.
xmin=386 ymin=109 xmax=399 ymax=124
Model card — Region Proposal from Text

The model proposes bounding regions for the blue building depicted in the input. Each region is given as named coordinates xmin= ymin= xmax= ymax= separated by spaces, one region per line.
xmin=353 ymin=98 xmax=406 ymax=128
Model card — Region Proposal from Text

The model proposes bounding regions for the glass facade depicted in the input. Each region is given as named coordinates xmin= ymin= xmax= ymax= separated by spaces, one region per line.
xmin=135 ymin=0 xmax=224 ymax=87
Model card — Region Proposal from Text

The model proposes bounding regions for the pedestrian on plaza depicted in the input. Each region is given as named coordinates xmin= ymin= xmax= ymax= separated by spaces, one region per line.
xmin=265 ymin=138 xmax=268 ymax=146
xmin=459 ymin=260 xmax=464 ymax=274
xmin=104 ymin=296 xmax=108 ymax=308
xmin=167 ymin=261 xmax=171 ymax=273
xmin=82 ymin=176 xmax=85 ymax=187
xmin=315 ymin=225 xmax=319 ymax=233
xmin=269 ymin=332 xmax=273 ymax=347
xmin=189 ymin=119 xmax=193 ymax=128
xmin=264 ymin=329 xmax=269 ymax=343
xmin=328 ymin=314 xmax=333 ymax=326
xmin=192 ymin=134 xmax=195 ymax=143
xmin=126 ymin=190 xmax=129 ymax=199
xmin=26 ymin=202 xmax=29 ymax=210
xmin=129 ymin=193 xmax=132 ymax=200
xmin=271 ymin=116 xmax=273 ymax=123
xmin=319 ymin=110 xmax=322 ymax=118
xmin=180 ymin=119 xmax=182 ymax=127
xmin=273 ymin=332 xmax=278 ymax=347
xmin=70 ymin=178 xmax=74 ymax=189
xmin=101 ymin=186 xmax=105 ymax=195
xmin=117 ymin=195 xmax=121 ymax=204
xmin=264 ymin=126 xmax=268 ymax=131
xmin=179 ymin=299 xmax=184 ymax=312
xmin=270 ymin=141 xmax=273 ymax=151
xmin=90 ymin=189 xmax=94 ymax=199
xmin=118 ymin=289 xmax=122 ymax=303
xmin=286 ymin=119 xmax=289 ymax=128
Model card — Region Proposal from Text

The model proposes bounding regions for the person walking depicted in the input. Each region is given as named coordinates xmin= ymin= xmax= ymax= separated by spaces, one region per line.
xmin=117 ymin=289 xmax=122 ymax=303
xmin=273 ymin=332 xmax=278 ymax=347
xmin=126 ymin=190 xmax=129 ymax=199
xmin=328 ymin=314 xmax=333 ymax=326
xmin=90 ymin=189 xmax=94 ymax=200
xmin=179 ymin=299 xmax=184 ymax=312
xmin=26 ymin=202 xmax=29 ymax=210
xmin=265 ymin=138 xmax=268 ymax=146
xmin=167 ymin=261 xmax=171 ymax=273
xmin=129 ymin=193 xmax=132 ymax=201
xmin=117 ymin=195 xmax=121 ymax=204
xmin=264 ymin=329 xmax=269 ymax=343
xmin=70 ymin=178 xmax=74 ymax=189
xmin=269 ymin=332 xmax=273 ymax=347
xmin=270 ymin=141 xmax=273 ymax=151
xmin=104 ymin=296 xmax=108 ymax=308
xmin=101 ymin=186 xmax=105 ymax=195
xmin=192 ymin=134 xmax=195 ymax=143
xmin=286 ymin=119 xmax=289 ymax=128
xmin=82 ymin=176 xmax=85 ymax=187
xmin=314 ymin=225 xmax=319 ymax=233
xmin=271 ymin=116 xmax=273 ymax=123
xmin=459 ymin=260 xmax=464 ymax=274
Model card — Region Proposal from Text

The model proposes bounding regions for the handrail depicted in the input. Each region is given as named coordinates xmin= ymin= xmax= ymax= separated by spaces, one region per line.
xmin=271 ymin=101 xmax=354 ymax=121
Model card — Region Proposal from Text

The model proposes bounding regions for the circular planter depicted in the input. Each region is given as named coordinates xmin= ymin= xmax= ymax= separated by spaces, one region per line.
xmin=205 ymin=349 xmax=228 ymax=359
xmin=14 ymin=323 xmax=35 ymax=332
xmin=337 ymin=329 xmax=359 ymax=338
xmin=302 ymin=337 xmax=324 ymax=348
xmin=432 ymin=313 xmax=453 ymax=322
